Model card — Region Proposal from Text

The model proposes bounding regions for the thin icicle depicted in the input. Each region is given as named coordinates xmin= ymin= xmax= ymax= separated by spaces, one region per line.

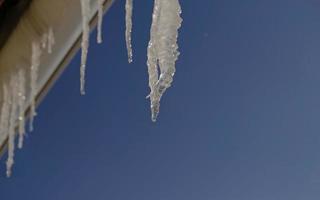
xmin=41 ymin=33 xmax=48 ymax=49
xmin=6 ymin=75 xmax=19 ymax=178
xmin=125 ymin=0 xmax=133 ymax=63
xmin=97 ymin=0 xmax=104 ymax=44
xmin=40 ymin=28 xmax=55 ymax=54
xmin=47 ymin=27 xmax=55 ymax=54
xmin=0 ymin=84 xmax=10 ymax=145
xmin=17 ymin=69 xmax=26 ymax=149
xmin=147 ymin=0 xmax=182 ymax=122
xmin=29 ymin=41 xmax=41 ymax=132
xmin=80 ymin=0 xmax=91 ymax=95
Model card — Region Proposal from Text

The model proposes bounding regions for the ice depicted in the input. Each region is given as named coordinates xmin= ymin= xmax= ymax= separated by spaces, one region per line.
xmin=17 ymin=69 xmax=26 ymax=149
xmin=80 ymin=0 xmax=91 ymax=95
xmin=0 ymin=0 xmax=184 ymax=177
xmin=97 ymin=0 xmax=104 ymax=44
xmin=41 ymin=32 xmax=48 ymax=49
xmin=47 ymin=27 xmax=55 ymax=54
xmin=41 ymin=28 xmax=55 ymax=53
xmin=0 ymin=84 xmax=10 ymax=148
xmin=28 ymin=29 xmax=54 ymax=133
xmin=147 ymin=0 xmax=182 ymax=122
xmin=6 ymin=75 xmax=19 ymax=177
xmin=3 ymin=30 xmax=54 ymax=176
xmin=147 ymin=0 xmax=160 ymax=121
xmin=29 ymin=41 xmax=41 ymax=132
xmin=125 ymin=0 xmax=133 ymax=63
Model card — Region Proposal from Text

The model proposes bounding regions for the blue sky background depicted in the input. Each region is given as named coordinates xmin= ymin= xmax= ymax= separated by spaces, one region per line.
xmin=2 ymin=0 xmax=320 ymax=199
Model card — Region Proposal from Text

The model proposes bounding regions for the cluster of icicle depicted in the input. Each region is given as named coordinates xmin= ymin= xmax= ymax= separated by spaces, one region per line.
xmin=0 ymin=28 xmax=54 ymax=177
xmin=0 ymin=0 xmax=182 ymax=177
xmin=80 ymin=0 xmax=182 ymax=122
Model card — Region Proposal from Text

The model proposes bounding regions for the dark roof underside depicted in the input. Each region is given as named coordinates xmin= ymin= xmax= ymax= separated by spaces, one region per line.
xmin=0 ymin=0 xmax=32 ymax=50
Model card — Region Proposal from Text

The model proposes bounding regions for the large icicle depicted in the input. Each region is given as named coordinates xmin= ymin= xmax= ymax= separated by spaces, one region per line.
xmin=125 ymin=0 xmax=133 ymax=63
xmin=97 ymin=0 xmax=104 ymax=44
xmin=17 ymin=69 xmax=26 ymax=149
xmin=147 ymin=0 xmax=182 ymax=122
xmin=147 ymin=0 xmax=161 ymax=121
xmin=80 ymin=0 xmax=91 ymax=95
xmin=6 ymin=75 xmax=19 ymax=177
xmin=29 ymin=41 xmax=41 ymax=132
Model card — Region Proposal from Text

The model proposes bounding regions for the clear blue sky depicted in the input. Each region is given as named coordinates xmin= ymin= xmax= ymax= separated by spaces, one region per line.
xmin=1 ymin=0 xmax=320 ymax=199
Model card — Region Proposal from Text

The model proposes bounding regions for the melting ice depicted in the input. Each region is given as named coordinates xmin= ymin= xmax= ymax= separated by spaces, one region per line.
xmin=125 ymin=0 xmax=133 ymax=63
xmin=97 ymin=0 xmax=104 ymax=43
xmin=147 ymin=0 xmax=182 ymax=121
xmin=6 ymin=75 xmax=19 ymax=177
xmin=80 ymin=0 xmax=91 ymax=95
xmin=0 ymin=0 xmax=183 ymax=177
xmin=29 ymin=41 xmax=41 ymax=132
xmin=18 ymin=68 xmax=26 ymax=149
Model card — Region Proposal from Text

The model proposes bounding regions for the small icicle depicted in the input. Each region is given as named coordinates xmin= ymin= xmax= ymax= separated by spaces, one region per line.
xmin=97 ymin=0 xmax=104 ymax=44
xmin=147 ymin=0 xmax=182 ymax=122
xmin=29 ymin=41 xmax=41 ymax=132
xmin=0 ymin=84 xmax=10 ymax=145
xmin=17 ymin=69 xmax=26 ymax=149
xmin=80 ymin=0 xmax=91 ymax=95
xmin=6 ymin=75 xmax=19 ymax=178
xmin=47 ymin=27 xmax=55 ymax=54
xmin=125 ymin=0 xmax=133 ymax=63
xmin=41 ymin=33 xmax=48 ymax=49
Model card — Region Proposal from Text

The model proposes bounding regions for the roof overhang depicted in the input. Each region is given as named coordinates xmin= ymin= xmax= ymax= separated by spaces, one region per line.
xmin=0 ymin=0 xmax=114 ymax=157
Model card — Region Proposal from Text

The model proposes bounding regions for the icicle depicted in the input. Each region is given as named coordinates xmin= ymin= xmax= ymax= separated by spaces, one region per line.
xmin=6 ymin=75 xmax=19 ymax=177
xmin=29 ymin=41 xmax=41 ymax=132
xmin=47 ymin=27 xmax=55 ymax=54
xmin=125 ymin=0 xmax=133 ymax=63
xmin=41 ymin=33 xmax=48 ymax=49
xmin=147 ymin=0 xmax=161 ymax=121
xmin=80 ymin=0 xmax=91 ymax=95
xmin=97 ymin=0 xmax=104 ymax=44
xmin=40 ymin=28 xmax=55 ymax=54
xmin=0 ymin=84 xmax=10 ymax=145
xmin=17 ymin=69 xmax=26 ymax=149
xmin=147 ymin=0 xmax=182 ymax=122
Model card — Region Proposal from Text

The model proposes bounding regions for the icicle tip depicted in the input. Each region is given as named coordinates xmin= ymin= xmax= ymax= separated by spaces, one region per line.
xmin=151 ymin=101 xmax=160 ymax=122
xmin=6 ymin=159 xmax=14 ymax=178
